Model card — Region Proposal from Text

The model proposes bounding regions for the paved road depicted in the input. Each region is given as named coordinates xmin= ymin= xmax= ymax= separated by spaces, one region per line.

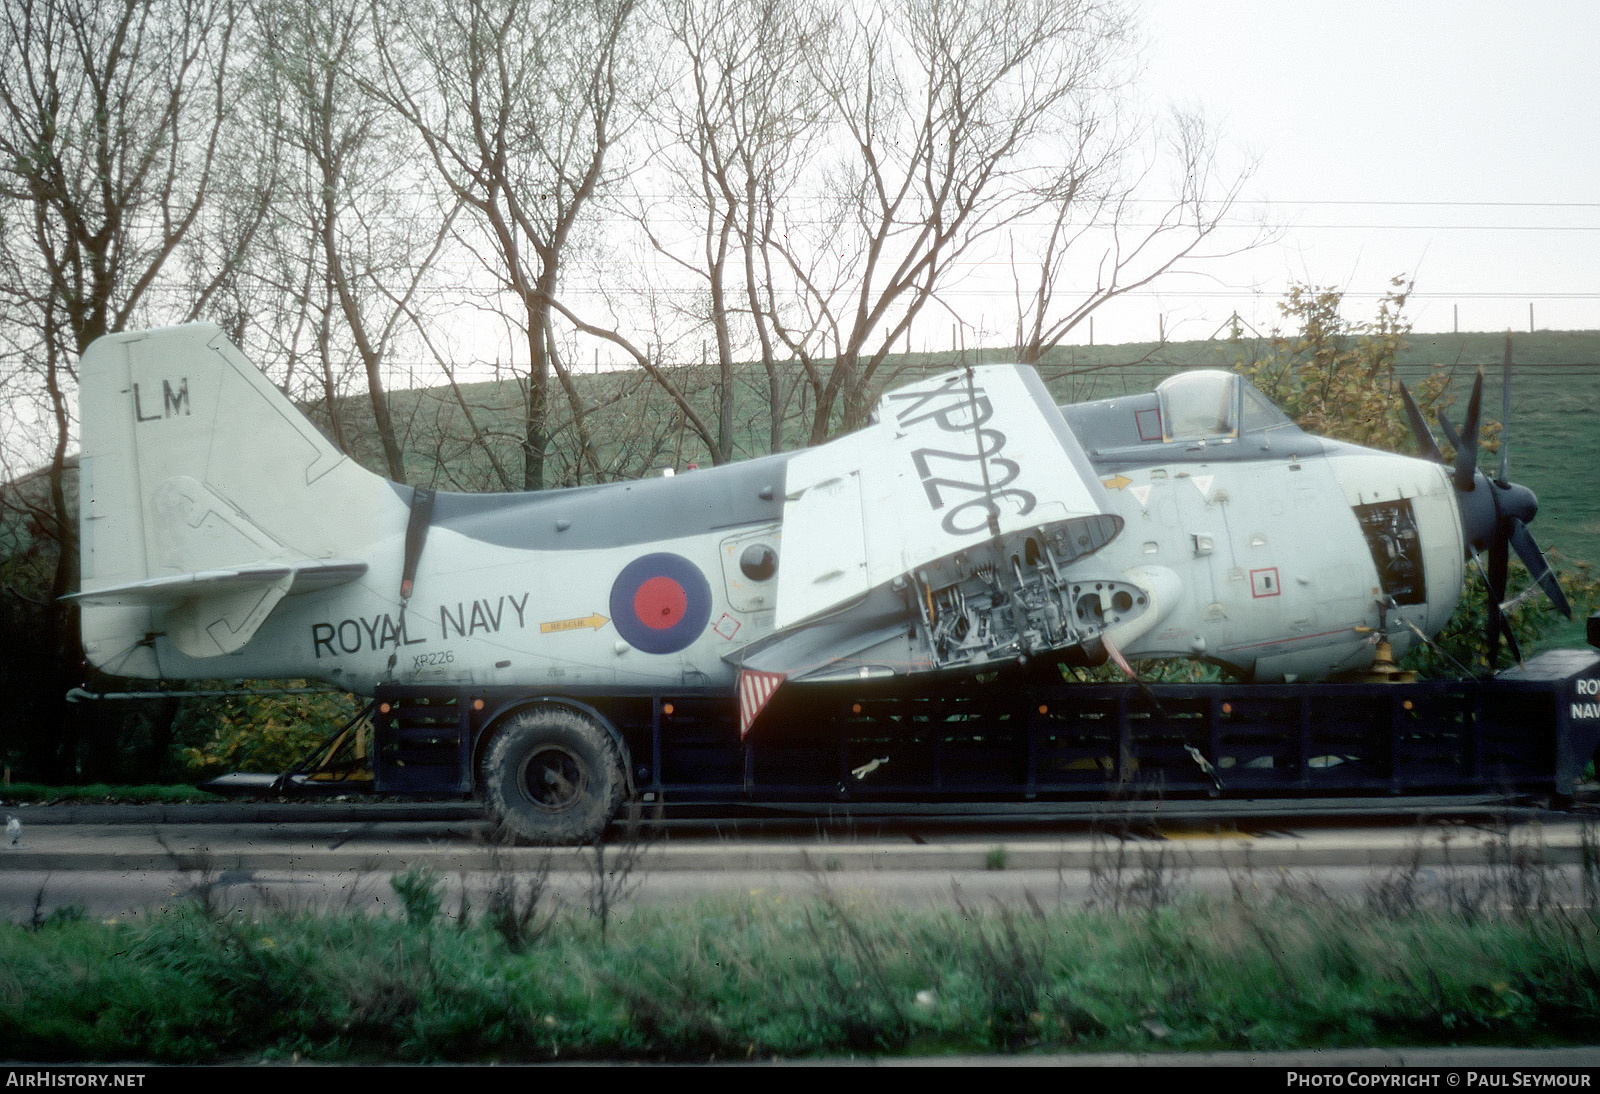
xmin=1 ymin=801 xmax=1594 ymax=919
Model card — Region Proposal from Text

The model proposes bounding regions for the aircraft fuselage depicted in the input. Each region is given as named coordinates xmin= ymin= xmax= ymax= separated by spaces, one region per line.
xmin=75 ymin=327 xmax=1467 ymax=696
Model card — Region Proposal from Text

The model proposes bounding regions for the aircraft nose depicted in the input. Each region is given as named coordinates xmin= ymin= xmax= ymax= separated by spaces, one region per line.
xmin=1454 ymin=472 xmax=1539 ymax=555
xmin=1401 ymin=337 xmax=1570 ymax=671
xmin=1497 ymin=479 xmax=1538 ymax=526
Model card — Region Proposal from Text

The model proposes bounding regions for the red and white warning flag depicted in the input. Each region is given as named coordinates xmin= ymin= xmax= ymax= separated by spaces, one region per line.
xmin=737 ymin=668 xmax=786 ymax=737
xmin=1101 ymin=632 xmax=1137 ymax=680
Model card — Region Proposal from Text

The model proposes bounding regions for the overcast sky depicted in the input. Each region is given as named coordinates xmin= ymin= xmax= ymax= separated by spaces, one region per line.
xmin=1076 ymin=0 xmax=1600 ymax=343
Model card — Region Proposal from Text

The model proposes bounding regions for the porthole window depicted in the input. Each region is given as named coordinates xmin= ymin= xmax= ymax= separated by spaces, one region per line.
xmin=739 ymin=543 xmax=778 ymax=581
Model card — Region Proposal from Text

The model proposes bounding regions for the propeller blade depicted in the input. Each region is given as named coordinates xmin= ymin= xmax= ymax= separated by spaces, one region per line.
xmin=1486 ymin=532 xmax=1509 ymax=673
xmin=1437 ymin=408 xmax=1462 ymax=454
xmin=1491 ymin=610 xmax=1516 ymax=662
xmin=1398 ymin=381 xmax=1444 ymax=462
xmin=1498 ymin=613 xmax=1523 ymax=666
xmin=1508 ymin=518 xmax=1573 ymax=619
xmin=1498 ymin=334 xmax=1512 ymax=483
xmin=1453 ymin=367 xmax=1484 ymax=492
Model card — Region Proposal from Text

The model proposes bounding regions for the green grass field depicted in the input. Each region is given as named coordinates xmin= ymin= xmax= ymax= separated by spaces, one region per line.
xmin=6 ymin=842 xmax=1600 ymax=1063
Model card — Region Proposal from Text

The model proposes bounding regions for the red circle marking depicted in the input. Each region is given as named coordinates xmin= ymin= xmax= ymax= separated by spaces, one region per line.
xmin=633 ymin=576 xmax=687 ymax=630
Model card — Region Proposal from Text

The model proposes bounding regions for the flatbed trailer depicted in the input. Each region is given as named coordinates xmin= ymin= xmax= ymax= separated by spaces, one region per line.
xmin=363 ymin=644 xmax=1600 ymax=842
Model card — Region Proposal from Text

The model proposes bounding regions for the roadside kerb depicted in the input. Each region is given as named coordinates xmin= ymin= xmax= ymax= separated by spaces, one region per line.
xmin=0 ymin=820 xmax=1587 ymax=874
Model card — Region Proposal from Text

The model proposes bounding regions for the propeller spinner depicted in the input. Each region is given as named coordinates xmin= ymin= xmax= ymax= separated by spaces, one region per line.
xmin=1399 ymin=334 xmax=1571 ymax=673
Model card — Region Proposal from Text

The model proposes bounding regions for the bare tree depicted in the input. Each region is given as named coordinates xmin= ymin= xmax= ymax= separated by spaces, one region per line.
xmin=373 ymin=0 xmax=639 ymax=489
xmin=1013 ymin=105 xmax=1268 ymax=364
xmin=612 ymin=0 xmax=833 ymax=461
xmin=740 ymin=0 xmax=1140 ymax=443
xmin=0 ymin=0 xmax=245 ymax=778
xmin=247 ymin=0 xmax=462 ymax=483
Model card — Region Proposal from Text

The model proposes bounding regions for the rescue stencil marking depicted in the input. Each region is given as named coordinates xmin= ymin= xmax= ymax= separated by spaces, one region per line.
xmin=539 ymin=613 xmax=609 ymax=634
xmin=609 ymin=553 xmax=712 ymax=654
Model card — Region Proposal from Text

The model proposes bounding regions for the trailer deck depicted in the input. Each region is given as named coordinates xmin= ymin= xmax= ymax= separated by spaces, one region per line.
xmin=366 ymin=648 xmax=1600 ymax=821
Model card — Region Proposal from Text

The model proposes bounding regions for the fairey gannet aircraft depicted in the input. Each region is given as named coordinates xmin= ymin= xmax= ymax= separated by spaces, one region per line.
xmin=70 ymin=325 xmax=1569 ymax=834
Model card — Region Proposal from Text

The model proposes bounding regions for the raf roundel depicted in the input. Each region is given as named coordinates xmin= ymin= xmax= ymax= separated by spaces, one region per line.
xmin=609 ymin=553 xmax=713 ymax=654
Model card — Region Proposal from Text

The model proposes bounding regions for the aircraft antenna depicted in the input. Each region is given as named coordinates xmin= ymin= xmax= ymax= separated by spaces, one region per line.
xmin=389 ymin=487 xmax=437 ymax=678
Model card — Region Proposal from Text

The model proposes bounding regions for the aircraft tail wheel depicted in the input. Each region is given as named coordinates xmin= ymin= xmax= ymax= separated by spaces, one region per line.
xmin=481 ymin=706 xmax=624 ymax=845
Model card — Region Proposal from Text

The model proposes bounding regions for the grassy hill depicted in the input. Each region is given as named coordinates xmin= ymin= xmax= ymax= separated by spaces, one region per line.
xmin=1060 ymin=332 xmax=1599 ymax=570
xmin=355 ymin=329 xmax=1599 ymax=571
xmin=1030 ymin=331 xmax=1600 ymax=568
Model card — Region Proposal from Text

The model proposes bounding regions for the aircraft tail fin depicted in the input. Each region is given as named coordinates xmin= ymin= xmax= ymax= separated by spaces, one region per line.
xmin=75 ymin=324 xmax=400 ymax=675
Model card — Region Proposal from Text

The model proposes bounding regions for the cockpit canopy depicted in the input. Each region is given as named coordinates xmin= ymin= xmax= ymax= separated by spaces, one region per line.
xmin=1155 ymin=370 xmax=1291 ymax=442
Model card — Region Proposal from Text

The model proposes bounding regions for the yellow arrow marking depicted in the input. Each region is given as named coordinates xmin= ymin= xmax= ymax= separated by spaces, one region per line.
xmin=1101 ymin=473 xmax=1133 ymax=490
xmin=540 ymin=613 xmax=609 ymax=634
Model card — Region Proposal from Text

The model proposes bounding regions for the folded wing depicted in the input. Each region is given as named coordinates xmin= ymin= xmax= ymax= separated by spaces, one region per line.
xmin=731 ymin=364 xmax=1144 ymax=731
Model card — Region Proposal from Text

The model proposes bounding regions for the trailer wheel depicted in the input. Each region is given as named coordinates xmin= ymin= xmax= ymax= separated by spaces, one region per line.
xmin=481 ymin=706 xmax=623 ymax=845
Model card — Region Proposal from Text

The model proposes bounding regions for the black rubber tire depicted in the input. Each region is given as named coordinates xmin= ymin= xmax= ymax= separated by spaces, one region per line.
xmin=480 ymin=706 xmax=624 ymax=845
